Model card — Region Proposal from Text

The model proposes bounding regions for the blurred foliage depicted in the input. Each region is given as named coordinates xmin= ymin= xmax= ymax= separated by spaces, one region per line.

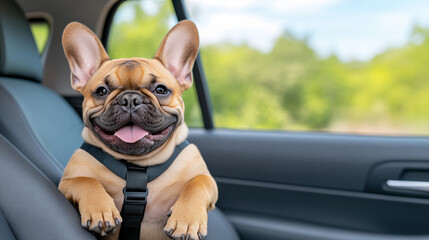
xmin=30 ymin=21 xmax=49 ymax=54
xmin=199 ymin=23 xmax=429 ymax=134
xmin=106 ymin=1 xmax=429 ymax=135
xmin=30 ymin=0 xmax=429 ymax=135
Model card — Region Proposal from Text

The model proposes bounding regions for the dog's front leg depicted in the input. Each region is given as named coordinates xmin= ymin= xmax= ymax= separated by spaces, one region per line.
xmin=164 ymin=174 xmax=218 ymax=240
xmin=59 ymin=177 xmax=122 ymax=235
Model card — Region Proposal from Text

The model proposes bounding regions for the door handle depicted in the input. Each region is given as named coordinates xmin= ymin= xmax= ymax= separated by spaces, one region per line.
xmin=386 ymin=180 xmax=429 ymax=192
xmin=367 ymin=161 xmax=429 ymax=197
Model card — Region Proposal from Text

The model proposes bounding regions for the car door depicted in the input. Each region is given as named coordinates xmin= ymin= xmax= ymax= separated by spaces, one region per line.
xmin=189 ymin=130 xmax=429 ymax=240
xmin=178 ymin=1 xmax=429 ymax=240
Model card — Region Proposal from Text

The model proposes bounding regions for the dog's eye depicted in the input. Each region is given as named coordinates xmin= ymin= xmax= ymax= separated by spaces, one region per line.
xmin=153 ymin=85 xmax=169 ymax=95
xmin=95 ymin=86 xmax=109 ymax=97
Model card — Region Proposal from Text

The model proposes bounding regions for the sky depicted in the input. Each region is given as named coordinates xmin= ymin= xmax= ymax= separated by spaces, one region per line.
xmin=183 ymin=0 xmax=429 ymax=62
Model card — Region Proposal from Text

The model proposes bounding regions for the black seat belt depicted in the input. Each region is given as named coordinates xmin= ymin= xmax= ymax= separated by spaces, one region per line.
xmin=81 ymin=140 xmax=190 ymax=240
xmin=119 ymin=164 xmax=148 ymax=239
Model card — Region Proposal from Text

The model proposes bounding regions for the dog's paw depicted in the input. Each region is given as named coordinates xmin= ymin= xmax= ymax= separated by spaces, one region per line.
xmin=79 ymin=196 xmax=122 ymax=236
xmin=164 ymin=204 xmax=207 ymax=240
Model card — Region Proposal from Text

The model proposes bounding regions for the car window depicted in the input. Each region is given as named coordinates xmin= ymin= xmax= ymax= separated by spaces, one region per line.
xmin=106 ymin=0 xmax=203 ymax=128
xmin=29 ymin=19 xmax=49 ymax=54
xmin=184 ymin=0 xmax=429 ymax=136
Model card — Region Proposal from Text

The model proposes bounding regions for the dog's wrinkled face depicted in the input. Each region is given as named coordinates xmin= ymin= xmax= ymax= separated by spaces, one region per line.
xmin=62 ymin=21 xmax=199 ymax=156
xmin=83 ymin=59 xmax=182 ymax=155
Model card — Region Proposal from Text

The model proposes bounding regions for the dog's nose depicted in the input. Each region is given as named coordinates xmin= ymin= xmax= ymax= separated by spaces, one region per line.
xmin=118 ymin=93 xmax=148 ymax=111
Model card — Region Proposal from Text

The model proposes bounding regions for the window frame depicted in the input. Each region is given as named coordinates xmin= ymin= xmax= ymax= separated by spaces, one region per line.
xmin=101 ymin=1 xmax=429 ymax=137
xmin=171 ymin=0 xmax=214 ymax=129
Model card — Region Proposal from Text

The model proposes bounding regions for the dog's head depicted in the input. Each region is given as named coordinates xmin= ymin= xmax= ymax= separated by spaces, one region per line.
xmin=62 ymin=21 xmax=199 ymax=156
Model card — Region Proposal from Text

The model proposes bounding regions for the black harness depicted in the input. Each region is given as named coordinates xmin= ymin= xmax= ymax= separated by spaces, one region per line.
xmin=80 ymin=140 xmax=190 ymax=240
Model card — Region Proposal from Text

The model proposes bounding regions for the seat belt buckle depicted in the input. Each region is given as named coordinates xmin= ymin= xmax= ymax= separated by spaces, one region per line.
xmin=123 ymin=187 xmax=148 ymax=205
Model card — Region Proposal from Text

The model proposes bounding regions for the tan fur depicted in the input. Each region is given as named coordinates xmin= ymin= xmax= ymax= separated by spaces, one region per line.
xmin=59 ymin=21 xmax=218 ymax=240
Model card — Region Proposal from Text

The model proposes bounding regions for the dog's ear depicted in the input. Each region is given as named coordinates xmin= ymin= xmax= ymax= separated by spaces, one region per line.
xmin=62 ymin=22 xmax=109 ymax=92
xmin=155 ymin=20 xmax=199 ymax=91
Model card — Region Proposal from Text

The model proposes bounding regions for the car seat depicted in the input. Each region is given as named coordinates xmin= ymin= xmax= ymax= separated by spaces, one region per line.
xmin=0 ymin=134 xmax=94 ymax=240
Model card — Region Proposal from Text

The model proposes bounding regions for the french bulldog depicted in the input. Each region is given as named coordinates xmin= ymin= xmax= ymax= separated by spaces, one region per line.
xmin=59 ymin=20 xmax=218 ymax=240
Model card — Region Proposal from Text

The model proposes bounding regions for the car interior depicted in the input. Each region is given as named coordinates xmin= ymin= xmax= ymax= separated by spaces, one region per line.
xmin=2 ymin=0 xmax=429 ymax=240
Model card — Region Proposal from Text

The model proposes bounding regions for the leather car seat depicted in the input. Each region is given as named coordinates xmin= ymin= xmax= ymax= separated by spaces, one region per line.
xmin=0 ymin=0 xmax=239 ymax=239
xmin=0 ymin=0 xmax=83 ymax=186
xmin=0 ymin=134 xmax=94 ymax=240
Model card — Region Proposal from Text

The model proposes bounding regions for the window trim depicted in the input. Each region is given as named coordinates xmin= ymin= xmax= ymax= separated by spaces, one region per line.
xmin=172 ymin=0 xmax=214 ymax=130
xmin=100 ymin=0 xmax=125 ymax=49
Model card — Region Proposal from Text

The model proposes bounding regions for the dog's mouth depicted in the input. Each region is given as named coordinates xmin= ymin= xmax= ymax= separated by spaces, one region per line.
xmin=88 ymin=101 xmax=178 ymax=156
xmin=93 ymin=122 xmax=174 ymax=145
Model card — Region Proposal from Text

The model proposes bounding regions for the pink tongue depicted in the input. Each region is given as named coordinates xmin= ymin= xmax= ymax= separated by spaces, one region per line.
xmin=114 ymin=125 xmax=149 ymax=143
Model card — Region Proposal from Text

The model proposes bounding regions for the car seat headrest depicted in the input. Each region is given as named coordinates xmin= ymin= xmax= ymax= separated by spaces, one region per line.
xmin=0 ymin=0 xmax=43 ymax=82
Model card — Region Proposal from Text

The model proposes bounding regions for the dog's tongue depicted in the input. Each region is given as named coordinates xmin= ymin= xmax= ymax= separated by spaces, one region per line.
xmin=114 ymin=125 xmax=149 ymax=143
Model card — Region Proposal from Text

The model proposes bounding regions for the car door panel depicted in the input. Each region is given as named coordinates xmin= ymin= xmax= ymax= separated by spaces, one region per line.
xmin=227 ymin=211 xmax=429 ymax=240
xmin=188 ymin=129 xmax=429 ymax=239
